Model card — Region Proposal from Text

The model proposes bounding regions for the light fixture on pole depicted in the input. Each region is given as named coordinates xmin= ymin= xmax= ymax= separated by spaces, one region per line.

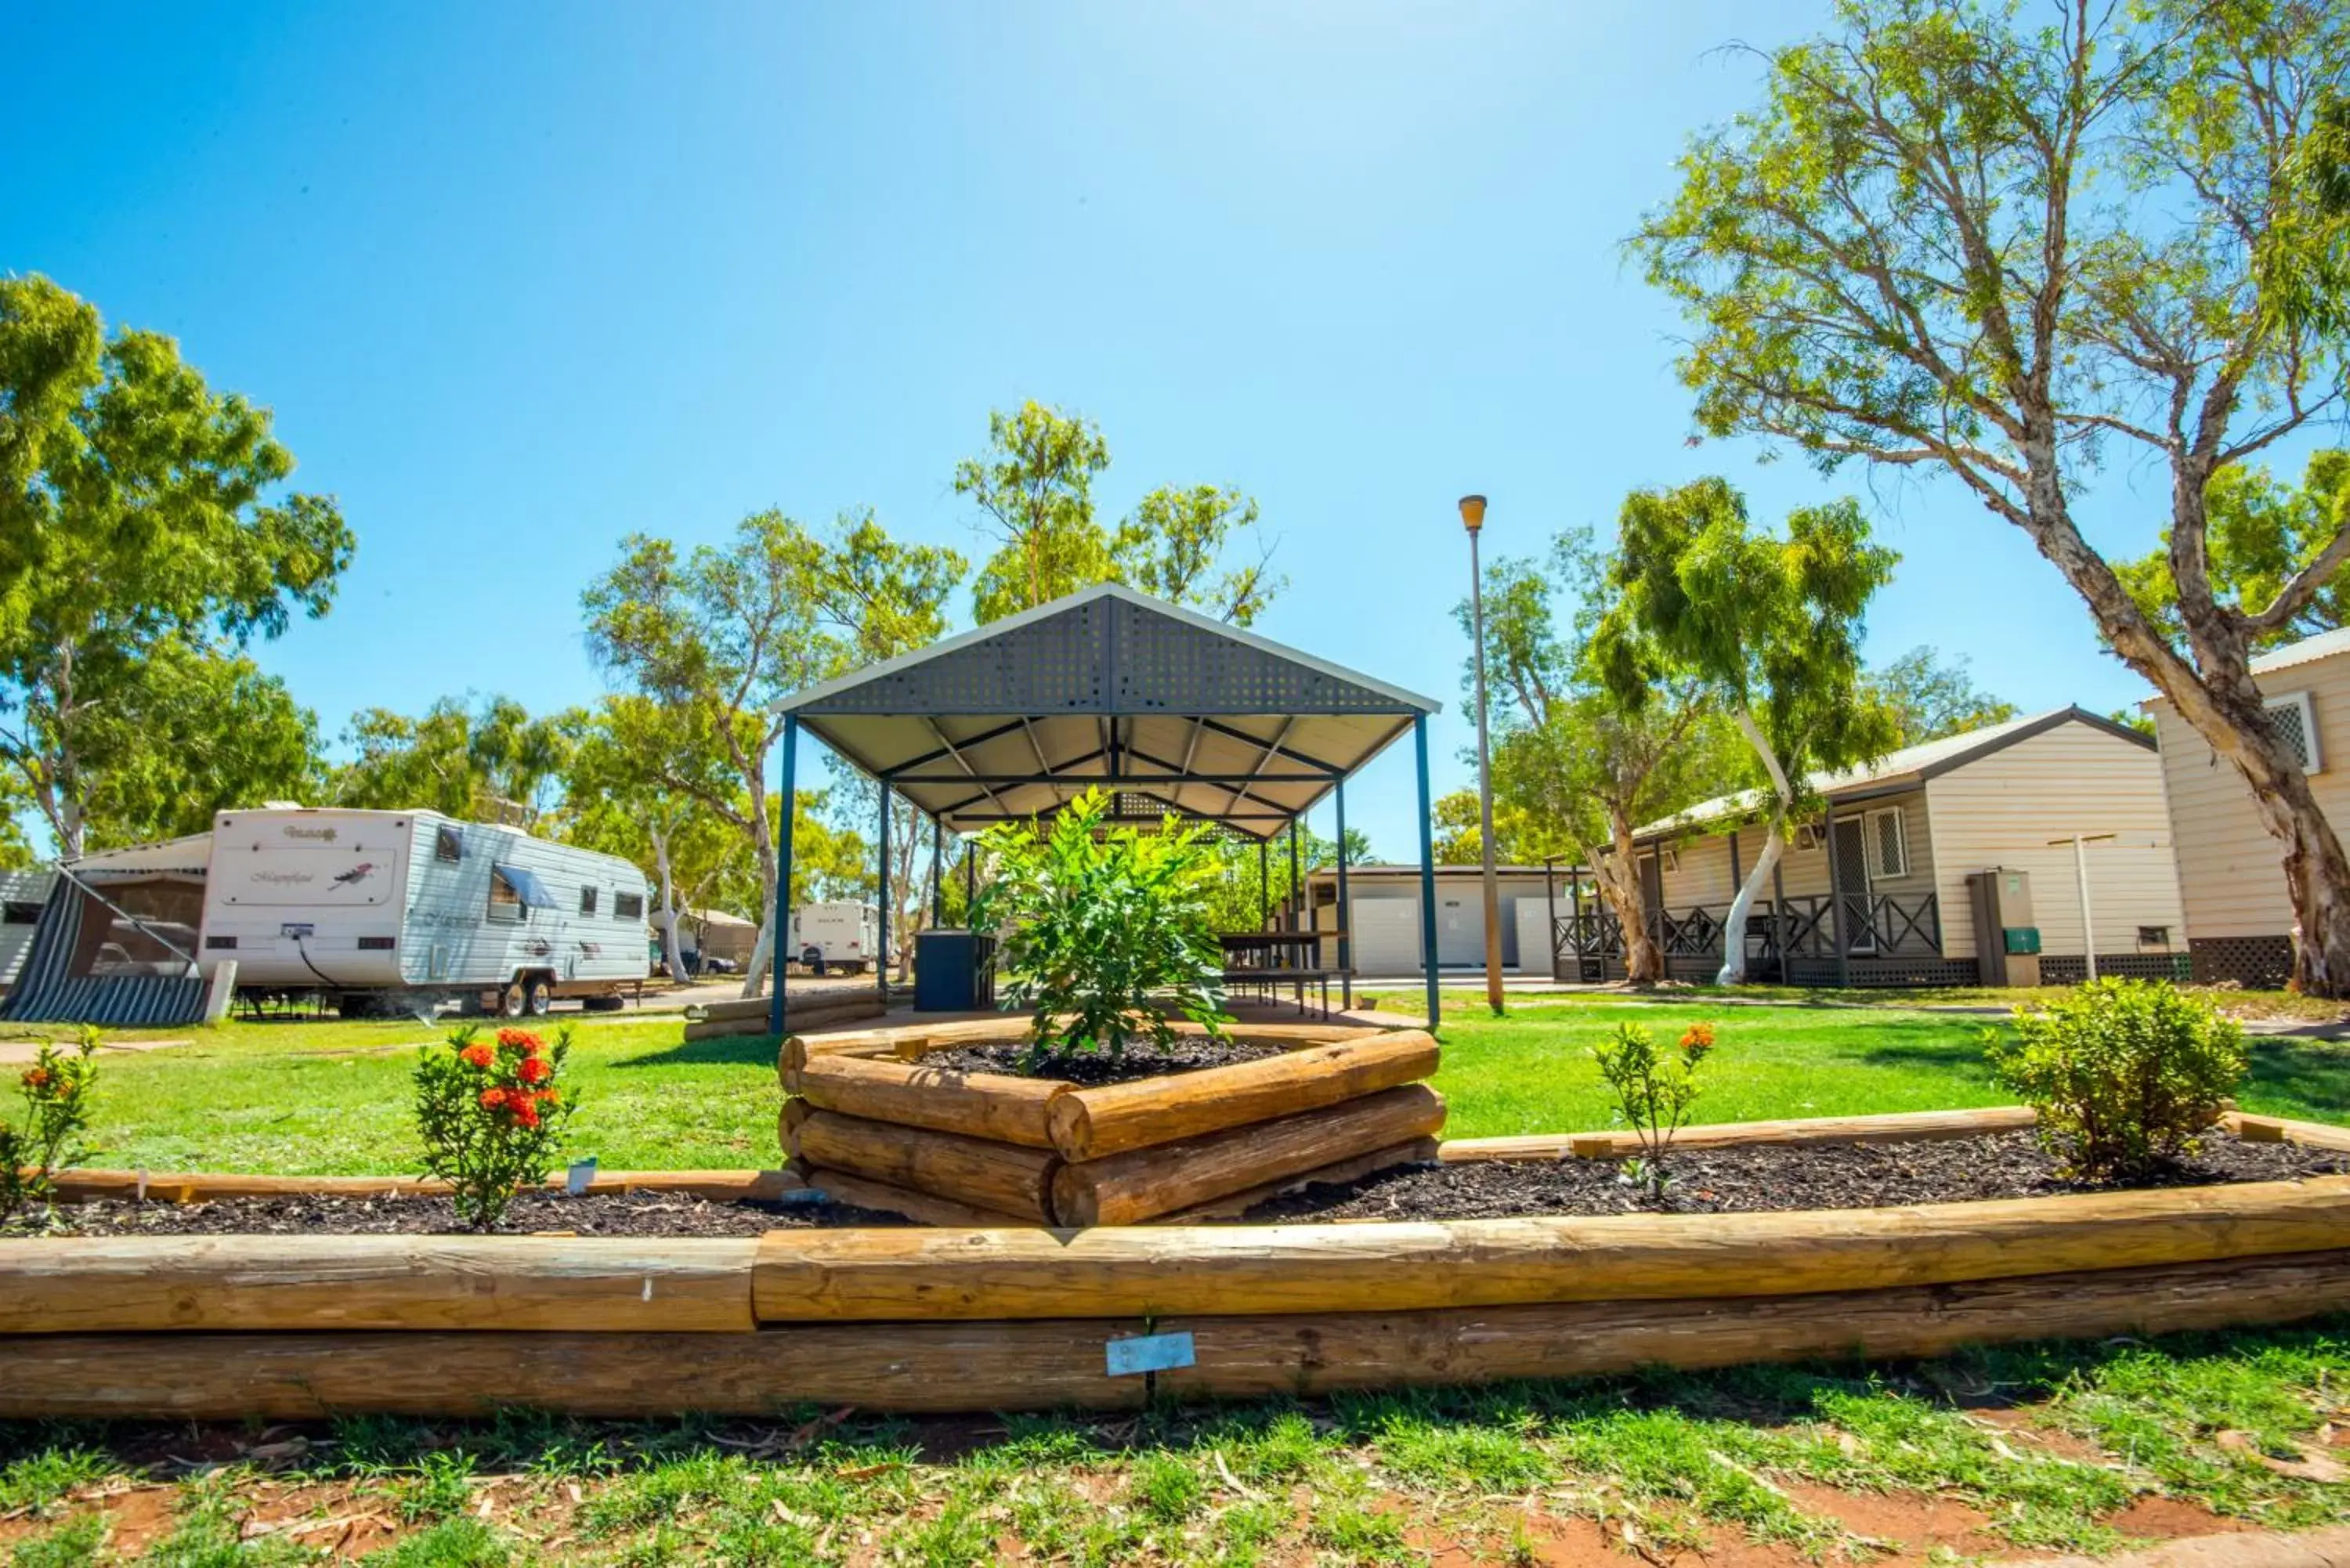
xmin=1460 ymin=493 xmax=1506 ymax=1015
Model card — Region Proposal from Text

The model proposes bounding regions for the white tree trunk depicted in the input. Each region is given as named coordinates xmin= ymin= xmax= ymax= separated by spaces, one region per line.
xmin=740 ymin=907 xmax=775 ymax=1001
xmin=649 ymin=824 xmax=689 ymax=983
xmin=1719 ymin=706 xmax=1799 ymax=988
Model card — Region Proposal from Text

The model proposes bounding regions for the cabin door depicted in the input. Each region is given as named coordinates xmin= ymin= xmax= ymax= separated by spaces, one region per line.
xmin=1831 ymin=817 xmax=1876 ymax=954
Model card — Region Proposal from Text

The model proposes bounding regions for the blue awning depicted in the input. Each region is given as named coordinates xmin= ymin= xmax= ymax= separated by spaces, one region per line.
xmin=494 ymin=865 xmax=559 ymax=909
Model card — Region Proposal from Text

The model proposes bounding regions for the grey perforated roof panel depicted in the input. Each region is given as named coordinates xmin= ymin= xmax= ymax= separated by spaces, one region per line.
xmin=773 ymin=585 xmax=1441 ymax=840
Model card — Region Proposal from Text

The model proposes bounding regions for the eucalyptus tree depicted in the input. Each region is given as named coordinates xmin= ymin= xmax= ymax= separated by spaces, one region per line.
xmin=0 ymin=276 xmax=352 ymax=858
xmin=1463 ymin=528 xmax=1748 ymax=986
xmin=1870 ymin=647 xmax=2016 ymax=748
xmin=334 ymin=695 xmax=576 ymax=823
xmin=2115 ymin=451 xmax=2350 ymax=652
xmin=1633 ymin=0 xmax=2350 ymax=990
xmin=1598 ymin=480 xmax=1897 ymax=985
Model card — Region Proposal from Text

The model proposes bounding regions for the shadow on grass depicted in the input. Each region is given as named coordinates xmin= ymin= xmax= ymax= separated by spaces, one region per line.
xmin=2244 ymin=1036 xmax=2350 ymax=1118
xmin=607 ymin=1035 xmax=780 ymax=1070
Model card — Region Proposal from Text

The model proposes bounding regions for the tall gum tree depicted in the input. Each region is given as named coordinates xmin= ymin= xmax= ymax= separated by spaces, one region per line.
xmin=0 ymin=276 xmax=352 ymax=858
xmin=1632 ymin=0 xmax=2350 ymax=991
xmin=1598 ymin=480 xmax=1897 ymax=985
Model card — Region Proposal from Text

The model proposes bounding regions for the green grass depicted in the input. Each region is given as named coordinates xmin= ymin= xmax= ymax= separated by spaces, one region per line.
xmin=16 ymin=988 xmax=2345 ymax=1176
xmin=6 ymin=1320 xmax=2349 ymax=1563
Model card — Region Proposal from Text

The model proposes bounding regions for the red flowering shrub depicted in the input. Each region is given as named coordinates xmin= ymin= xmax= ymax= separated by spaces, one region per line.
xmin=2 ymin=1027 xmax=99 ymax=1223
xmin=414 ymin=1024 xmax=576 ymax=1230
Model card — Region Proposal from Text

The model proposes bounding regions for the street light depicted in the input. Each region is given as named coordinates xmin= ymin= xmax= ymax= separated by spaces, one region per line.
xmin=1460 ymin=493 xmax=1506 ymax=1015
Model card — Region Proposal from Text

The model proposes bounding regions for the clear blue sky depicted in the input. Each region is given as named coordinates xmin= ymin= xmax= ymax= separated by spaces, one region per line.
xmin=8 ymin=2 xmax=2206 ymax=859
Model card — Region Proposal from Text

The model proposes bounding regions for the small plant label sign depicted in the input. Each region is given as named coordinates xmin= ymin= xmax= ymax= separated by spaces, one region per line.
xmin=565 ymin=1157 xmax=598 ymax=1196
xmin=1105 ymin=1331 xmax=1196 ymax=1377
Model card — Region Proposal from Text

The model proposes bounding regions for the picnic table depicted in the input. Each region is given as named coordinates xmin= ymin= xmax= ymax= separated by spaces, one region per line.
xmin=1217 ymin=930 xmax=1348 ymax=1017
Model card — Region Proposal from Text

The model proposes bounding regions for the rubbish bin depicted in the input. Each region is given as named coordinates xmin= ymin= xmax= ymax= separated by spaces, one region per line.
xmin=913 ymin=929 xmax=997 ymax=1012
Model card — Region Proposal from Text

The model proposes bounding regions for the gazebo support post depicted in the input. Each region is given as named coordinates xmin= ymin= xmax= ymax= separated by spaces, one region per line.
xmin=1414 ymin=714 xmax=1441 ymax=1029
xmin=931 ymin=818 xmax=945 ymax=927
xmin=1544 ymin=857 xmax=1558 ymax=984
xmin=1288 ymin=818 xmax=1303 ymax=932
xmin=767 ymin=714 xmax=798 ymax=1038
xmin=1336 ymin=782 xmax=1353 ymax=1010
xmin=1258 ymin=840 xmax=1270 ymax=930
xmin=877 ymin=780 xmax=892 ymax=1003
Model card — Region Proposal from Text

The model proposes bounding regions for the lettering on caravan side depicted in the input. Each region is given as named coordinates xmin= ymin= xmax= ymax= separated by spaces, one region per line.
xmin=280 ymin=826 xmax=341 ymax=842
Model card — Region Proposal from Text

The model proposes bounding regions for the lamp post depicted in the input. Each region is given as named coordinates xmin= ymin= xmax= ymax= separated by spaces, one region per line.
xmin=1460 ymin=493 xmax=1506 ymax=1014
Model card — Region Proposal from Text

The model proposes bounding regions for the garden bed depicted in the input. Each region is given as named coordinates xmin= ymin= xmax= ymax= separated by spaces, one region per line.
xmin=17 ymin=1187 xmax=913 ymax=1237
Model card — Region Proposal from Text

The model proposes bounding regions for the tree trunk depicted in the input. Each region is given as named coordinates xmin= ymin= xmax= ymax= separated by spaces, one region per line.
xmin=1719 ymin=706 xmax=1797 ymax=988
xmin=1717 ymin=818 xmax=1784 ymax=988
xmin=1600 ymin=806 xmax=1661 ymax=985
xmin=649 ymin=824 xmax=689 ymax=982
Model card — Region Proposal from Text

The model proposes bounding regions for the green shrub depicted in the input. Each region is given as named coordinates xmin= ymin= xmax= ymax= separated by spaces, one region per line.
xmin=413 ymin=1025 xmax=575 ymax=1230
xmin=2 ymin=1028 xmax=100 ymax=1223
xmin=1590 ymin=1019 xmax=1716 ymax=1196
xmin=1987 ymin=977 xmax=2245 ymax=1180
xmin=971 ymin=786 xmax=1229 ymax=1065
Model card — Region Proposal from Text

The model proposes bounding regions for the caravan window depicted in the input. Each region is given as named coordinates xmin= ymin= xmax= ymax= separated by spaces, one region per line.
xmin=436 ymin=826 xmax=463 ymax=863
xmin=488 ymin=872 xmax=523 ymax=922
xmin=613 ymin=891 xmax=645 ymax=920
xmin=579 ymin=886 xmax=598 ymax=916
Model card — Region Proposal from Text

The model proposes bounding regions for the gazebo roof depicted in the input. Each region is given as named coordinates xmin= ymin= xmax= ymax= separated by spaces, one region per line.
xmin=776 ymin=583 xmax=1440 ymax=840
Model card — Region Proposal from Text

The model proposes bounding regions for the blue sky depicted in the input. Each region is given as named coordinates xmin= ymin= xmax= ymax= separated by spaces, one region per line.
xmin=4 ymin=2 xmax=2233 ymax=860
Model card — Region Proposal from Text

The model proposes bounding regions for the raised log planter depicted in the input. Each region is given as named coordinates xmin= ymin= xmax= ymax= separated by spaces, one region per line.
xmin=779 ymin=1020 xmax=1445 ymax=1224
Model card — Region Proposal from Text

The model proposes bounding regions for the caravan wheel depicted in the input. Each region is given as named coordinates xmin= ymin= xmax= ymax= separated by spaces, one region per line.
xmin=523 ymin=976 xmax=553 ymax=1017
xmin=498 ymin=981 xmax=529 ymax=1018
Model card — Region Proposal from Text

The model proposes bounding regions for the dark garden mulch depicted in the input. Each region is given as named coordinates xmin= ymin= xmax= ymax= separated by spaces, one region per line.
xmin=1240 ymin=1127 xmax=2350 ymax=1223
xmin=15 ymin=1187 xmax=916 ymax=1239
xmin=920 ymin=1035 xmax=1290 ymax=1086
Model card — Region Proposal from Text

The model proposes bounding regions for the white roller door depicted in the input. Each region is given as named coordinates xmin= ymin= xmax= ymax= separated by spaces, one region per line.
xmin=1351 ymin=895 xmax=1423 ymax=977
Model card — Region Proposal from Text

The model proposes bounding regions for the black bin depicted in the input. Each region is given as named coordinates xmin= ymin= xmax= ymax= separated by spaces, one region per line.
xmin=913 ymin=929 xmax=996 ymax=1012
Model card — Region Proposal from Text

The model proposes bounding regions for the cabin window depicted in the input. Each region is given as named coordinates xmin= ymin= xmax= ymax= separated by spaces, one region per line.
xmin=2 ymin=900 xmax=42 ymax=926
xmin=2265 ymin=692 xmax=2322 ymax=773
xmin=2138 ymin=925 xmax=2172 ymax=948
xmin=435 ymin=826 xmax=463 ymax=863
xmin=1658 ymin=848 xmax=1679 ymax=874
xmin=1867 ymin=806 xmax=1909 ymax=880
xmin=488 ymin=869 xmax=525 ymax=922
xmin=1794 ymin=823 xmax=1823 ymax=853
xmin=613 ymin=891 xmax=645 ymax=920
xmin=579 ymin=886 xmax=598 ymax=916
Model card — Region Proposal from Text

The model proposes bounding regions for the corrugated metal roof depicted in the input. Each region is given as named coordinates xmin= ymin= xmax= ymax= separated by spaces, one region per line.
xmin=1633 ymin=706 xmax=2145 ymax=841
xmin=2251 ymin=625 xmax=2350 ymax=676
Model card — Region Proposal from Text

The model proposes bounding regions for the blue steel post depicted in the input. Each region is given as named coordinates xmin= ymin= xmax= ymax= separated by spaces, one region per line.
xmin=931 ymin=817 xmax=945 ymax=927
xmin=877 ymin=779 xmax=891 ymax=1002
xmin=1414 ymin=714 xmax=1441 ymax=1030
xmin=767 ymin=714 xmax=798 ymax=1038
xmin=1335 ymin=781 xmax=1353 ymax=1009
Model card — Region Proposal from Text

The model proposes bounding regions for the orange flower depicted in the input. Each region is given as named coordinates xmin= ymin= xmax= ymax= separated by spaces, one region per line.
xmin=497 ymin=1028 xmax=544 ymax=1055
xmin=460 ymin=1043 xmax=495 ymax=1069
xmin=512 ymin=1101 xmax=541 ymax=1129
xmin=1679 ymin=1022 xmax=1716 ymax=1057
xmin=478 ymin=1086 xmax=508 ymax=1111
xmin=535 ymin=1087 xmax=561 ymax=1107
xmin=516 ymin=1055 xmax=551 ymax=1085
xmin=20 ymin=1067 xmax=52 ymax=1092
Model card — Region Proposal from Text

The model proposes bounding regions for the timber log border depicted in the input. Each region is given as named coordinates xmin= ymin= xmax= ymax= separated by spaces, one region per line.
xmin=3 ymin=1106 xmax=2347 ymax=1418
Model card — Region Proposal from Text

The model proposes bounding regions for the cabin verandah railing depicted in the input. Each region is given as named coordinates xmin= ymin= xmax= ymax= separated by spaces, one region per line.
xmin=1554 ymin=891 xmax=1951 ymax=985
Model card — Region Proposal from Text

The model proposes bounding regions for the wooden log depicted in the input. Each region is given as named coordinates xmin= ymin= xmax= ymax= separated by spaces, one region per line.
xmin=754 ymin=1172 xmax=2350 ymax=1321
xmin=2232 ymin=1113 xmax=2350 ymax=1152
xmin=793 ymin=1109 xmax=1061 ymax=1223
xmin=1152 ymin=1137 xmax=1440 ymax=1223
xmin=9 ymin=1250 xmax=2347 ymax=1418
xmin=1051 ymin=1084 xmax=1447 ymax=1227
xmin=1047 ymin=1031 xmax=1439 ymax=1162
xmin=0 ymin=1237 xmax=758 ymax=1333
xmin=45 ymin=1168 xmax=801 ymax=1206
xmin=793 ymin=1053 xmax=1072 ymax=1149
xmin=1441 ymin=1104 xmax=2041 ymax=1163
xmin=799 ymin=1167 xmax=1041 ymax=1228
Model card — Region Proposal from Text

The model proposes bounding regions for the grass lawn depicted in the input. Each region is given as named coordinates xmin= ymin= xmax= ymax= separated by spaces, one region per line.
xmin=5 ymin=1319 xmax=2350 ymax=1563
xmin=12 ymin=991 xmax=2347 ymax=1175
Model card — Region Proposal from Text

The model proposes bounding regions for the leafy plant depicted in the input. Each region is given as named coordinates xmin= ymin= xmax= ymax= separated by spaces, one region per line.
xmin=970 ymin=787 xmax=1229 ymax=1066
xmin=1591 ymin=1021 xmax=1716 ymax=1197
xmin=2 ymin=1028 xmax=100 ymax=1222
xmin=1987 ymin=978 xmax=2246 ymax=1180
xmin=413 ymin=1025 xmax=575 ymax=1230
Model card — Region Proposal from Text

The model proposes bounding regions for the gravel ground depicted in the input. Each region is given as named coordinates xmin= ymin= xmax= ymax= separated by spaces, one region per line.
xmin=16 ymin=1187 xmax=916 ymax=1238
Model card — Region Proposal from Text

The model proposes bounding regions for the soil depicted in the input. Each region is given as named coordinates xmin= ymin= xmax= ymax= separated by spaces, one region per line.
xmin=1240 ymin=1127 xmax=2349 ymax=1222
xmin=920 ymin=1035 xmax=1290 ymax=1086
xmin=15 ymin=1186 xmax=916 ymax=1238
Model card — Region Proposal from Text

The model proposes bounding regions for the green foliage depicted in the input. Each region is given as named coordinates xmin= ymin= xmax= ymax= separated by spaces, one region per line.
xmin=1988 ymin=979 xmax=2247 ymax=1180
xmin=971 ymin=788 xmax=1229 ymax=1063
xmin=955 ymin=400 xmax=1282 ymax=625
xmin=2115 ymin=452 xmax=2350 ymax=653
xmin=335 ymin=694 xmax=577 ymax=823
xmin=1869 ymin=645 xmax=2016 ymax=747
xmin=1590 ymin=1020 xmax=1716 ymax=1195
xmin=412 ymin=1025 xmax=575 ymax=1230
xmin=2 ymin=1028 xmax=99 ymax=1222
xmin=0 ymin=276 xmax=353 ymax=859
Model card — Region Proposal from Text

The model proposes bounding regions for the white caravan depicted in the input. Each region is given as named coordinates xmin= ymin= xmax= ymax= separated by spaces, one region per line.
xmin=198 ymin=807 xmax=651 ymax=1017
xmin=789 ymin=901 xmax=882 ymax=974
